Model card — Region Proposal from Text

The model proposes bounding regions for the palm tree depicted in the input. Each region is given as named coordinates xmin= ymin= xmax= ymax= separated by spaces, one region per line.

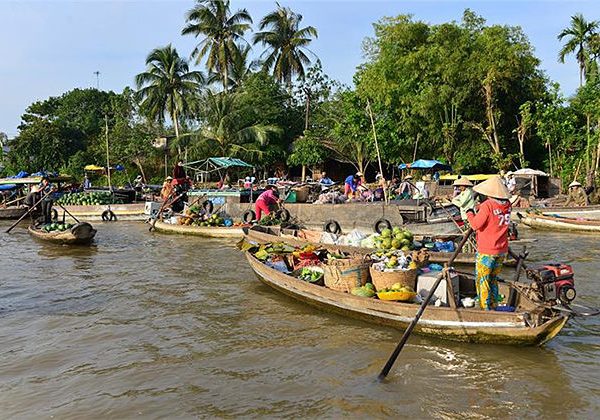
xmin=193 ymin=91 xmax=281 ymax=159
xmin=182 ymin=0 xmax=252 ymax=91
xmin=206 ymin=44 xmax=257 ymax=90
xmin=253 ymin=3 xmax=318 ymax=88
xmin=135 ymin=45 xmax=205 ymax=156
xmin=558 ymin=13 xmax=599 ymax=86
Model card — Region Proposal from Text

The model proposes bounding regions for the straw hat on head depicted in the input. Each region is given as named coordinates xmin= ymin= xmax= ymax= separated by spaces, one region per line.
xmin=569 ymin=181 xmax=582 ymax=188
xmin=473 ymin=175 xmax=510 ymax=199
xmin=355 ymin=172 xmax=364 ymax=177
xmin=453 ymin=177 xmax=473 ymax=187
xmin=404 ymin=175 xmax=413 ymax=180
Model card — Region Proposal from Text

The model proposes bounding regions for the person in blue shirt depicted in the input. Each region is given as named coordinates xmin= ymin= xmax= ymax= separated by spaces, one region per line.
xmin=344 ymin=172 xmax=363 ymax=198
xmin=319 ymin=171 xmax=333 ymax=189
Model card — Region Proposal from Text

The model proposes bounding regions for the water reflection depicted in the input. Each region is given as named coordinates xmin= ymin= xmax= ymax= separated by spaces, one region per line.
xmin=0 ymin=222 xmax=598 ymax=417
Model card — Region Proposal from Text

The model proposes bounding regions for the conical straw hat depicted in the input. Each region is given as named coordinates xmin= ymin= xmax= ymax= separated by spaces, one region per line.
xmin=569 ymin=181 xmax=582 ymax=188
xmin=453 ymin=177 xmax=473 ymax=187
xmin=473 ymin=175 xmax=510 ymax=199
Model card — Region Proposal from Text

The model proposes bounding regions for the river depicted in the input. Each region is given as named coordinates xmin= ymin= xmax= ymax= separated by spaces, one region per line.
xmin=0 ymin=221 xmax=598 ymax=418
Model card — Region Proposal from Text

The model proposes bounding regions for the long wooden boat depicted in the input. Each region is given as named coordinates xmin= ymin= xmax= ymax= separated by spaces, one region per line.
xmin=0 ymin=206 xmax=28 ymax=220
xmin=61 ymin=203 xmax=146 ymax=222
xmin=518 ymin=212 xmax=600 ymax=233
xmin=28 ymin=222 xmax=97 ymax=245
xmin=153 ymin=220 xmax=245 ymax=238
xmin=246 ymin=252 xmax=569 ymax=345
xmin=535 ymin=204 xmax=600 ymax=220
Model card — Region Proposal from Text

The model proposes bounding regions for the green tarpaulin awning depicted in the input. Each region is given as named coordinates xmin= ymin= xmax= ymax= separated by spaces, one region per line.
xmin=184 ymin=157 xmax=253 ymax=174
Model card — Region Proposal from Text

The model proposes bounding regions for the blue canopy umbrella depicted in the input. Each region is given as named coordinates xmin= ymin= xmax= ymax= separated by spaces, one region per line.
xmin=398 ymin=159 xmax=452 ymax=171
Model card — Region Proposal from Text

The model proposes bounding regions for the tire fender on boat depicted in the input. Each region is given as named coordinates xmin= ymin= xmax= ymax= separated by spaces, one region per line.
xmin=203 ymin=200 xmax=214 ymax=214
xmin=51 ymin=208 xmax=58 ymax=221
xmin=276 ymin=208 xmax=291 ymax=222
xmin=374 ymin=218 xmax=392 ymax=234
xmin=323 ymin=219 xmax=341 ymax=235
xmin=101 ymin=209 xmax=117 ymax=222
xmin=243 ymin=210 xmax=256 ymax=223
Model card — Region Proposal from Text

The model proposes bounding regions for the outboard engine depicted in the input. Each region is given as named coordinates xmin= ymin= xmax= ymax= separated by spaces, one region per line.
xmin=528 ymin=263 xmax=576 ymax=305
xmin=508 ymin=221 xmax=519 ymax=241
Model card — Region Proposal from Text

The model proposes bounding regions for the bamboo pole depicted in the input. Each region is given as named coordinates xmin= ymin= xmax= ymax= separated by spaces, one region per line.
xmin=105 ymin=115 xmax=112 ymax=191
xmin=366 ymin=99 xmax=388 ymax=204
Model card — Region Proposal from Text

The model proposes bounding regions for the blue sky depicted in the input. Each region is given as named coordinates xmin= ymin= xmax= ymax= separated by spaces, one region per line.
xmin=0 ymin=0 xmax=597 ymax=137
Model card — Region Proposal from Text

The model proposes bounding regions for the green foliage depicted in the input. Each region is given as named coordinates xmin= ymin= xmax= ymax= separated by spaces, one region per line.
xmin=253 ymin=3 xmax=318 ymax=87
xmin=182 ymin=0 xmax=252 ymax=91
xmin=355 ymin=10 xmax=548 ymax=172
xmin=287 ymin=135 xmax=327 ymax=166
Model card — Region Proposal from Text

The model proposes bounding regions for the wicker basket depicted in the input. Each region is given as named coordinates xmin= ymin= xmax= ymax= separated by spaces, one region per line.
xmin=323 ymin=258 xmax=371 ymax=292
xmin=369 ymin=267 xmax=418 ymax=292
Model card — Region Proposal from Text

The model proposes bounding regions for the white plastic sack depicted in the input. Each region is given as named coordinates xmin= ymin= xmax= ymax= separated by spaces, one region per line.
xmin=320 ymin=232 xmax=338 ymax=244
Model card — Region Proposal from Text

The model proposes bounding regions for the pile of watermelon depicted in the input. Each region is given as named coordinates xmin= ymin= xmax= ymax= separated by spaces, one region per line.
xmin=42 ymin=222 xmax=73 ymax=232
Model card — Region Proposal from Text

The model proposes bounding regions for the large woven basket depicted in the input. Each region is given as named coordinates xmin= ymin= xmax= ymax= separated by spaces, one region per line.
xmin=323 ymin=258 xmax=370 ymax=292
xmin=369 ymin=267 xmax=417 ymax=292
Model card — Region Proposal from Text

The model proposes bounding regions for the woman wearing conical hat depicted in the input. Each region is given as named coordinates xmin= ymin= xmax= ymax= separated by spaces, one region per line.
xmin=465 ymin=176 xmax=512 ymax=311
xmin=565 ymin=181 xmax=588 ymax=207
xmin=451 ymin=177 xmax=475 ymax=221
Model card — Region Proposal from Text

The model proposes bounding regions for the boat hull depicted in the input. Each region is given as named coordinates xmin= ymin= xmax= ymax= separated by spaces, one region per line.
xmin=0 ymin=207 xmax=28 ymax=220
xmin=537 ymin=205 xmax=600 ymax=220
xmin=153 ymin=220 xmax=244 ymax=238
xmin=28 ymin=222 xmax=97 ymax=245
xmin=60 ymin=203 xmax=146 ymax=222
xmin=247 ymin=253 xmax=568 ymax=345
xmin=518 ymin=213 xmax=600 ymax=233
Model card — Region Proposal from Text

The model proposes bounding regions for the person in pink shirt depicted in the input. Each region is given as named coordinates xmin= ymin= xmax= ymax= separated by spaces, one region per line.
xmin=255 ymin=185 xmax=281 ymax=220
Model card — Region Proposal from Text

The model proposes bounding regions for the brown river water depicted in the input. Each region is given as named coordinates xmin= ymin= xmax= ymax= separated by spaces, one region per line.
xmin=0 ymin=221 xmax=599 ymax=418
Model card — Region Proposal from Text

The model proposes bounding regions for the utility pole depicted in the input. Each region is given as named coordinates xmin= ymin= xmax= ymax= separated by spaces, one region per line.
xmin=94 ymin=71 xmax=100 ymax=90
xmin=105 ymin=115 xmax=112 ymax=191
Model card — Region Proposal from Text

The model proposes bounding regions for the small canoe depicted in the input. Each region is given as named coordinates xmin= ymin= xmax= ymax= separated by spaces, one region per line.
xmin=28 ymin=222 xmax=97 ymax=245
xmin=0 ymin=206 xmax=28 ymax=220
xmin=517 ymin=212 xmax=600 ymax=233
xmin=246 ymin=252 xmax=569 ymax=345
xmin=153 ymin=220 xmax=244 ymax=238
xmin=536 ymin=204 xmax=600 ymax=220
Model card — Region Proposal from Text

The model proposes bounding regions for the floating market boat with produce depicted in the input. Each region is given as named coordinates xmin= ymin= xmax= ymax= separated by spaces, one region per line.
xmin=517 ymin=212 xmax=600 ymax=233
xmin=56 ymin=191 xmax=146 ymax=222
xmin=27 ymin=221 xmax=97 ymax=245
xmin=244 ymin=250 xmax=570 ymax=345
xmin=244 ymin=226 xmax=481 ymax=265
xmin=152 ymin=220 xmax=245 ymax=238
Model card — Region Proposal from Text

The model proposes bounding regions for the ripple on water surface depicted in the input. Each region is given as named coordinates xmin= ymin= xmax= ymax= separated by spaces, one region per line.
xmin=0 ymin=222 xmax=599 ymax=417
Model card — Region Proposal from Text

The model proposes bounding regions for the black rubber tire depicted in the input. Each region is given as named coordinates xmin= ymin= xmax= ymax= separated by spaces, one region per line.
xmin=276 ymin=208 xmax=291 ymax=222
xmin=323 ymin=219 xmax=341 ymax=235
xmin=101 ymin=209 xmax=117 ymax=222
xmin=51 ymin=208 xmax=58 ymax=221
xmin=243 ymin=210 xmax=256 ymax=223
xmin=374 ymin=218 xmax=392 ymax=234
xmin=203 ymin=200 xmax=214 ymax=214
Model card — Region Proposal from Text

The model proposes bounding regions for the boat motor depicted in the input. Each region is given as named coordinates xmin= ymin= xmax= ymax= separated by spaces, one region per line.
xmin=527 ymin=263 xmax=576 ymax=305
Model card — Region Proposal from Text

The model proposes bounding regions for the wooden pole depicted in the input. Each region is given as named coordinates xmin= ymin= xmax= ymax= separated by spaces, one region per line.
xmin=5 ymin=190 xmax=53 ymax=233
xmin=105 ymin=115 xmax=112 ymax=191
xmin=377 ymin=228 xmax=473 ymax=381
xmin=366 ymin=99 xmax=388 ymax=204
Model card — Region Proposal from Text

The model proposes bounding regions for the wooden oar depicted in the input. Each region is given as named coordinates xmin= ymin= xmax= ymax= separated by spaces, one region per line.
xmin=377 ymin=227 xmax=474 ymax=381
xmin=5 ymin=191 xmax=53 ymax=233
xmin=56 ymin=203 xmax=80 ymax=224
xmin=3 ymin=196 xmax=26 ymax=207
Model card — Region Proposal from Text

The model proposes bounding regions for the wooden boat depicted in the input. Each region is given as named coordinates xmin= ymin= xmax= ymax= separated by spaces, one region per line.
xmin=517 ymin=212 xmax=600 ymax=233
xmin=27 ymin=222 xmax=97 ymax=245
xmin=0 ymin=206 xmax=28 ymax=220
xmin=153 ymin=220 xmax=245 ymax=238
xmin=534 ymin=204 xmax=600 ymax=220
xmin=246 ymin=252 xmax=569 ymax=345
xmin=61 ymin=203 xmax=147 ymax=222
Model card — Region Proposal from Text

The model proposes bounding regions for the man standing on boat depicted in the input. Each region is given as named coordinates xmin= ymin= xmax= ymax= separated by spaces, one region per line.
xmin=565 ymin=181 xmax=588 ymax=207
xmin=451 ymin=177 xmax=476 ymax=221
xmin=465 ymin=176 xmax=512 ymax=310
